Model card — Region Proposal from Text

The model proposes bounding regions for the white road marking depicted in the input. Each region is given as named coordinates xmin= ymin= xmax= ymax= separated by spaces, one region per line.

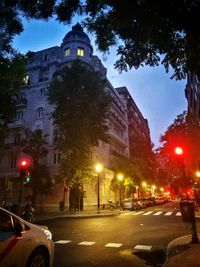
xmin=164 ymin=212 xmax=173 ymax=216
xmin=143 ymin=211 xmax=154 ymax=215
xmin=176 ymin=212 xmax=181 ymax=216
xmin=153 ymin=211 xmax=163 ymax=216
xmin=78 ymin=241 xmax=96 ymax=246
xmin=105 ymin=243 xmax=123 ymax=248
xmin=132 ymin=211 xmax=144 ymax=215
xmin=55 ymin=240 xmax=71 ymax=244
xmin=134 ymin=245 xmax=152 ymax=250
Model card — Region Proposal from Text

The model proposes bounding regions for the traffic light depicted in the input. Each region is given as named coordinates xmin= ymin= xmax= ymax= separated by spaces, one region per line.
xmin=25 ymin=171 xmax=31 ymax=184
xmin=174 ymin=146 xmax=184 ymax=155
xmin=19 ymin=159 xmax=31 ymax=184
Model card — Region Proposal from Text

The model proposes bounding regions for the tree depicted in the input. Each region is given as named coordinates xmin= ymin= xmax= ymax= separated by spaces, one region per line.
xmin=0 ymin=54 xmax=28 ymax=127
xmin=2 ymin=1 xmax=200 ymax=81
xmin=48 ymin=60 xmax=111 ymax=186
xmin=21 ymin=129 xmax=51 ymax=206
xmin=158 ymin=111 xmax=200 ymax=195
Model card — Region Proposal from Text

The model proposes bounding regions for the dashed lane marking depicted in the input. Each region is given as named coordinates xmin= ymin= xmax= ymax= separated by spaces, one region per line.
xmin=153 ymin=211 xmax=163 ymax=216
xmin=143 ymin=211 xmax=154 ymax=215
xmin=55 ymin=240 xmax=71 ymax=244
xmin=134 ymin=245 xmax=152 ymax=251
xmin=78 ymin=241 xmax=96 ymax=246
xmin=164 ymin=212 xmax=173 ymax=216
xmin=105 ymin=243 xmax=123 ymax=248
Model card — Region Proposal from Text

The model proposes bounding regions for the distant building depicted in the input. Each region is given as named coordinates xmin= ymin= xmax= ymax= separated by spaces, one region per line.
xmin=116 ymin=86 xmax=151 ymax=159
xmin=185 ymin=72 xmax=200 ymax=122
xmin=0 ymin=24 xmax=150 ymax=211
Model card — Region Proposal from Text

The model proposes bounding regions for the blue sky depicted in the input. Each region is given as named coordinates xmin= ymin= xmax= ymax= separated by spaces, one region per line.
xmin=13 ymin=17 xmax=187 ymax=148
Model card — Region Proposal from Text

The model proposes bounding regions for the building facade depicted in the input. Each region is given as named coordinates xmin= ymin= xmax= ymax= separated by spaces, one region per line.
xmin=0 ymin=24 xmax=150 ymax=211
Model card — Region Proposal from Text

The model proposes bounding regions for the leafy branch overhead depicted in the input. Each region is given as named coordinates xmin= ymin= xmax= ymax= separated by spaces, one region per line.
xmin=2 ymin=0 xmax=200 ymax=80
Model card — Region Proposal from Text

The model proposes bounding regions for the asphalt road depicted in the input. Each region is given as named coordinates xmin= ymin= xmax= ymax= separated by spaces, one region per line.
xmin=41 ymin=201 xmax=200 ymax=267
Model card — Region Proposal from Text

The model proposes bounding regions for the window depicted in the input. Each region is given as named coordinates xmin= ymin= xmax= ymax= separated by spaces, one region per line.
xmin=16 ymin=111 xmax=23 ymax=120
xmin=22 ymin=74 xmax=30 ymax=85
xmin=0 ymin=211 xmax=13 ymax=232
xmin=65 ymin=48 xmax=70 ymax=56
xmin=39 ymin=88 xmax=46 ymax=97
xmin=53 ymin=153 xmax=61 ymax=164
xmin=14 ymin=133 xmax=20 ymax=145
xmin=77 ymin=48 xmax=84 ymax=57
xmin=10 ymin=155 xmax=17 ymax=168
xmin=36 ymin=107 xmax=44 ymax=118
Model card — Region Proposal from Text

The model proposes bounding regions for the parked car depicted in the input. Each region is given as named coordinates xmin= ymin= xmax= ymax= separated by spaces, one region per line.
xmin=0 ymin=207 xmax=54 ymax=267
xmin=122 ymin=198 xmax=140 ymax=210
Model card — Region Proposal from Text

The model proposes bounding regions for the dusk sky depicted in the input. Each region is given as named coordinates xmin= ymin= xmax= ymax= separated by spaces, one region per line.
xmin=13 ymin=17 xmax=187 ymax=148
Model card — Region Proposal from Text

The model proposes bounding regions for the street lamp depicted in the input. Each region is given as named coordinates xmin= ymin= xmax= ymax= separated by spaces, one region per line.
xmin=195 ymin=170 xmax=200 ymax=178
xmin=117 ymin=173 xmax=124 ymax=207
xmin=95 ymin=163 xmax=103 ymax=214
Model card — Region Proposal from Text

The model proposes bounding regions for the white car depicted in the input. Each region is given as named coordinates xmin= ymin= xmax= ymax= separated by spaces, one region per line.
xmin=0 ymin=207 xmax=54 ymax=267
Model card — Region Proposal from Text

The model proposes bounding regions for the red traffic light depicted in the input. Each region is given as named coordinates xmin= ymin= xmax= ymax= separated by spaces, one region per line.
xmin=19 ymin=159 xmax=29 ymax=169
xmin=174 ymin=146 xmax=183 ymax=155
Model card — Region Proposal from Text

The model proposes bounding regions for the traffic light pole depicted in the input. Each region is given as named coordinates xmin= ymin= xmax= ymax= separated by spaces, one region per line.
xmin=19 ymin=171 xmax=25 ymax=209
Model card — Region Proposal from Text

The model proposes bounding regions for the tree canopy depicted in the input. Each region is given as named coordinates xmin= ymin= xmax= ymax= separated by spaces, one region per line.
xmin=158 ymin=111 xmax=200 ymax=195
xmin=48 ymin=61 xmax=111 ymax=183
xmin=2 ymin=0 xmax=200 ymax=80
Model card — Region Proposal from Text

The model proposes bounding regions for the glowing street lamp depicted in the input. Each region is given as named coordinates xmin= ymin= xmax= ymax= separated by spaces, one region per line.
xmin=95 ymin=163 xmax=103 ymax=213
xmin=195 ymin=171 xmax=200 ymax=178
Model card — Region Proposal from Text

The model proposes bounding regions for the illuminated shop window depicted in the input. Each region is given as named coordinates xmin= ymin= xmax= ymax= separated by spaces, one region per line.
xmin=65 ymin=48 xmax=70 ymax=56
xmin=77 ymin=48 xmax=84 ymax=57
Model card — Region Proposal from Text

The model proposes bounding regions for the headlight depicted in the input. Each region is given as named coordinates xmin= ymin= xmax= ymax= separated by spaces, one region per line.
xmin=43 ymin=229 xmax=52 ymax=240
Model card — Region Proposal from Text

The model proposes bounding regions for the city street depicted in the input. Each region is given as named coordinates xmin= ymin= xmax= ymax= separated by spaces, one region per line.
xmin=39 ymin=201 xmax=200 ymax=267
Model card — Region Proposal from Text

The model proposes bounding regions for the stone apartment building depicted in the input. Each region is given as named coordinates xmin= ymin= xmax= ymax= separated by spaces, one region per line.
xmin=0 ymin=24 xmax=150 ymax=211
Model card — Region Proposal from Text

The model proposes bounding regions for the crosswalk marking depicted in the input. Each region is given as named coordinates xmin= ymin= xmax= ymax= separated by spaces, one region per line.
xmin=134 ymin=245 xmax=152 ymax=251
xmin=164 ymin=212 xmax=173 ymax=216
xmin=176 ymin=212 xmax=181 ymax=216
xmin=78 ymin=241 xmax=96 ymax=246
xmin=105 ymin=243 xmax=123 ymax=248
xmin=55 ymin=240 xmax=71 ymax=244
xmin=132 ymin=211 xmax=144 ymax=215
xmin=153 ymin=211 xmax=163 ymax=216
xmin=143 ymin=211 xmax=154 ymax=215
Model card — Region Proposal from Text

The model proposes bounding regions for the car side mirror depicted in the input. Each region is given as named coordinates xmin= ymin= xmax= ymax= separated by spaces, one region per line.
xmin=15 ymin=222 xmax=25 ymax=237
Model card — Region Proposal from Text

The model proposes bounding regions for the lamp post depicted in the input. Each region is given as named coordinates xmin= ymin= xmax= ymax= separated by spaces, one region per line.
xmin=117 ymin=173 xmax=124 ymax=207
xmin=95 ymin=163 xmax=103 ymax=214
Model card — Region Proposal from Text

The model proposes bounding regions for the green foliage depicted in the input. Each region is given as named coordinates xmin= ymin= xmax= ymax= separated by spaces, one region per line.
xmin=158 ymin=111 xmax=200 ymax=193
xmin=48 ymin=60 xmax=111 ymax=183
xmin=84 ymin=0 xmax=200 ymax=80
xmin=0 ymin=54 xmax=28 ymax=126
xmin=21 ymin=129 xmax=48 ymax=163
xmin=2 ymin=1 xmax=200 ymax=81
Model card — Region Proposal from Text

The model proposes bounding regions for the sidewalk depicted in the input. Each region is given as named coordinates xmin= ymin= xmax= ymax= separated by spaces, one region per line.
xmin=162 ymin=210 xmax=200 ymax=267
xmin=35 ymin=208 xmax=122 ymax=222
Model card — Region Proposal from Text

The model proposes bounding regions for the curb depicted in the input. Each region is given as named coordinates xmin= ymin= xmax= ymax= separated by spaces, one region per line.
xmin=35 ymin=211 xmax=122 ymax=222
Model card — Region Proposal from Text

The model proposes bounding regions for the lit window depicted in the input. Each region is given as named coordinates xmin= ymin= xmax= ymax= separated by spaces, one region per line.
xmin=65 ymin=48 xmax=70 ymax=56
xmin=77 ymin=48 xmax=84 ymax=57
xmin=23 ymin=74 xmax=29 ymax=85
